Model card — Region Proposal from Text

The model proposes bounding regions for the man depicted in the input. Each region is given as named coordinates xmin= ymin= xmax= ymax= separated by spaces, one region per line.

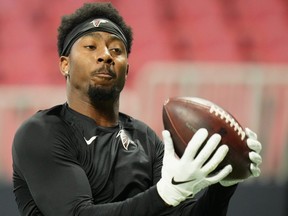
xmin=12 ymin=2 xmax=262 ymax=216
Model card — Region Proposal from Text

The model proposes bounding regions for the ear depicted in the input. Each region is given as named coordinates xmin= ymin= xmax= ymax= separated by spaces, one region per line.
xmin=125 ymin=63 xmax=129 ymax=80
xmin=59 ymin=56 xmax=70 ymax=77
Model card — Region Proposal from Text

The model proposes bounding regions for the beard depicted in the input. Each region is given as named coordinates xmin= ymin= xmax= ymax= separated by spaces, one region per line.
xmin=88 ymin=84 xmax=120 ymax=104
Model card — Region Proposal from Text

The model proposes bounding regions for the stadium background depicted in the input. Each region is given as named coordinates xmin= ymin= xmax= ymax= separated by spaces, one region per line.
xmin=0 ymin=0 xmax=287 ymax=215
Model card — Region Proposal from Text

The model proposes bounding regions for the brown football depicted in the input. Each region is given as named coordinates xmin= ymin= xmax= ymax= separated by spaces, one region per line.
xmin=162 ymin=97 xmax=251 ymax=180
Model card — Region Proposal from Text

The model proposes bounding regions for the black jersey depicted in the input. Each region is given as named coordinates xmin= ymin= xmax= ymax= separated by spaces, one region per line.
xmin=12 ymin=104 xmax=237 ymax=216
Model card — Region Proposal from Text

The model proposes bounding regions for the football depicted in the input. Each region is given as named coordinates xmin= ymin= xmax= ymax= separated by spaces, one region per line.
xmin=162 ymin=97 xmax=251 ymax=180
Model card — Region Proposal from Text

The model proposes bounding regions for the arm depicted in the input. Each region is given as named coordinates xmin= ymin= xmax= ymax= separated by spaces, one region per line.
xmin=12 ymin=118 xmax=169 ymax=216
xmin=178 ymin=184 xmax=237 ymax=216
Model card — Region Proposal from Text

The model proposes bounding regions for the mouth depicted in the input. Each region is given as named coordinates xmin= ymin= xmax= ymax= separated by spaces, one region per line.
xmin=91 ymin=68 xmax=116 ymax=80
xmin=95 ymin=72 xmax=113 ymax=79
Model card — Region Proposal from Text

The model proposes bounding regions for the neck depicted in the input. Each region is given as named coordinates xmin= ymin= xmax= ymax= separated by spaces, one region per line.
xmin=67 ymin=96 xmax=120 ymax=127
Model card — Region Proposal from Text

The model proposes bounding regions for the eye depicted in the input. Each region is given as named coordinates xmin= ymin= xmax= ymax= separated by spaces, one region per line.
xmin=84 ymin=45 xmax=96 ymax=50
xmin=110 ymin=48 xmax=122 ymax=55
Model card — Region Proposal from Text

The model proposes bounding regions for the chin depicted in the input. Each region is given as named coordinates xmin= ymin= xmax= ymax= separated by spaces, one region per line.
xmin=88 ymin=85 xmax=120 ymax=102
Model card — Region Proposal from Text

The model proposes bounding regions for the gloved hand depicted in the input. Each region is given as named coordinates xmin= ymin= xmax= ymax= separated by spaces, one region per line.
xmin=220 ymin=128 xmax=262 ymax=187
xmin=157 ymin=128 xmax=232 ymax=206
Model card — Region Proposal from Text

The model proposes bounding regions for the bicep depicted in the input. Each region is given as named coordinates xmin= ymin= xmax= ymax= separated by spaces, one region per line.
xmin=13 ymin=123 xmax=93 ymax=216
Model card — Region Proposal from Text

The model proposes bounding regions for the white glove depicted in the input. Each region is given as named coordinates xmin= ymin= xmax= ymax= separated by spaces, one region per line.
xmin=220 ymin=127 xmax=262 ymax=187
xmin=157 ymin=128 xmax=232 ymax=206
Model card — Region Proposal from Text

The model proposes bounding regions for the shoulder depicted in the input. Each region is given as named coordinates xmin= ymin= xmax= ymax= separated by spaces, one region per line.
xmin=12 ymin=105 xmax=79 ymax=177
xmin=12 ymin=104 xmax=71 ymax=153
xmin=15 ymin=105 xmax=66 ymax=137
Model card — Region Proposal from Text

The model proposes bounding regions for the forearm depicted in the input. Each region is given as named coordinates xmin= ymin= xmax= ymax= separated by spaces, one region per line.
xmin=198 ymin=183 xmax=237 ymax=216
xmin=15 ymin=176 xmax=168 ymax=216
xmin=75 ymin=186 xmax=168 ymax=216
xmin=180 ymin=183 xmax=238 ymax=216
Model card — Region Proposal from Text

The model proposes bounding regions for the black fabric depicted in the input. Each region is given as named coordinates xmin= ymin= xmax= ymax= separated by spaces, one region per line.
xmin=61 ymin=18 xmax=128 ymax=56
xmin=12 ymin=104 xmax=237 ymax=216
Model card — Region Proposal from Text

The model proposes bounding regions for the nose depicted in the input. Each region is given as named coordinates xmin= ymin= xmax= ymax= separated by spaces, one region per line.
xmin=97 ymin=47 xmax=114 ymax=65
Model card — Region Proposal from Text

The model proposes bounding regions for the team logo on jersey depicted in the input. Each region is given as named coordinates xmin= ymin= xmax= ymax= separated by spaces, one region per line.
xmin=90 ymin=19 xmax=108 ymax=27
xmin=116 ymin=129 xmax=137 ymax=150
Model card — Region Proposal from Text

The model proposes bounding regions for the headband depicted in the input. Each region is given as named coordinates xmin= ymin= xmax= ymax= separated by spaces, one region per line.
xmin=61 ymin=18 xmax=128 ymax=56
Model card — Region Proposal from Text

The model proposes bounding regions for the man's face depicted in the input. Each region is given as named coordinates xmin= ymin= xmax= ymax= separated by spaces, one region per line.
xmin=61 ymin=31 xmax=129 ymax=103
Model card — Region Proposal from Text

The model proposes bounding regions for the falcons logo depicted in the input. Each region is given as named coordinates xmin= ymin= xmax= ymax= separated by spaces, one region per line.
xmin=116 ymin=129 xmax=136 ymax=150
xmin=90 ymin=19 xmax=108 ymax=27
